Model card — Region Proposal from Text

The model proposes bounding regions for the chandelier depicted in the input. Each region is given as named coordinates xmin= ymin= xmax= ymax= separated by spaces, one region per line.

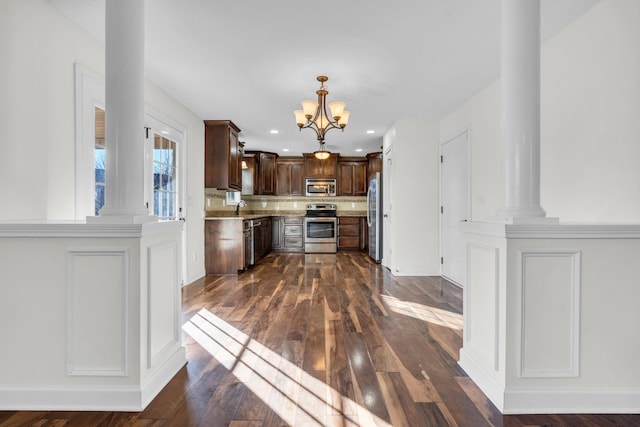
xmin=294 ymin=75 xmax=350 ymax=159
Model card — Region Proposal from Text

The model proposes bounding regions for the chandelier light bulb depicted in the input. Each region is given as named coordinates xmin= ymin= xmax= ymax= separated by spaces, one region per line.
xmin=301 ymin=100 xmax=318 ymax=118
xmin=315 ymin=115 xmax=330 ymax=129
xmin=294 ymin=110 xmax=306 ymax=127
xmin=328 ymin=101 xmax=346 ymax=119
xmin=338 ymin=111 xmax=350 ymax=127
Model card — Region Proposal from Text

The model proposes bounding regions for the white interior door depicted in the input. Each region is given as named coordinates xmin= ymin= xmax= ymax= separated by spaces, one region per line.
xmin=382 ymin=146 xmax=393 ymax=269
xmin=441 ymin=130 xmax=470 ymax=287
xmin=146 ymin=112 xmax=187 ymax=286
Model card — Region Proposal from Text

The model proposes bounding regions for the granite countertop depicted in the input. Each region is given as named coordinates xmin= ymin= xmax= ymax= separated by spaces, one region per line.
xmin=205 ymin=210 xmax=367 ymax=220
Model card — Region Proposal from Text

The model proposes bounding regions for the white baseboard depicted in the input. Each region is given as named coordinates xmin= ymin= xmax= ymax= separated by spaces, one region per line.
xmin=0 ymin=386 xmax=143 ymax=412
xmin=186 ymin=268 xmax=206 ymax=285
xmin=458 ymin=348 xmax=505 ymax=411
xmin=503 ymin=388 xmax=640 ymax=414
xmin=0 ymin=348 xmax=186 ymax=411
xmin=141 ymin=346 xmax=187 ymax=408
xmin=459 ymin=348 xmax=640 ymax=414
xmin=390 ymin=268 xmax=440 ymax=277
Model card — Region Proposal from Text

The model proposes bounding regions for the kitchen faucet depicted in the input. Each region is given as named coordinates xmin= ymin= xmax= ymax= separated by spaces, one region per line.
xmin=235 ymin=200 xmax=247 ymax=216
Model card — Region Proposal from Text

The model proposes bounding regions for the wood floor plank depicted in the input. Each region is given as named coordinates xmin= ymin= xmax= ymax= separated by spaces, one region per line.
xmin=302 ymin=293 xmax=326 ymax=372
xmin=376 ymin=372 xmax=411 ymax=426
xmin=344 ymin=332 xmax=390 ymax=423
xmin=3 ymin=252 xmax=639 ymax=427
xmin=415 ymin=402 xmax=451 ymax=426
xmin=158 ymin=362 xmax=233 ymax=426
xmin=0 ymin=412 xmax=58 ymax=427
xmin=195 ymin=380 xmax=245 ymax=427
xmin=430 ymin=374 xmax=494 ymax=427
xmin=384 ymin=340 xmax=443 ymax=403
xmin=325 ymin=319 xmax=358 ymax=418
xmin=227 ymin=421 xmax=262 ymax=427
xmin=456 ymin=376 xmax=504 ymax=426
xmin=356 ymin=305 xmax=398 ymax=373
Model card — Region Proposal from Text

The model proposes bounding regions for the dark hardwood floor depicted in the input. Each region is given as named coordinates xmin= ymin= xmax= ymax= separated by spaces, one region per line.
xmin=1 ymin=251 xmax=639 ymax=426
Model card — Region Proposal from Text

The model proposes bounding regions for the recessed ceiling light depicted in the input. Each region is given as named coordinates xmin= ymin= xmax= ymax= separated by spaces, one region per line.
xmin=270 ymin=129 xmax=279 ymax=134
xmin=355 ymin=148 xmax=363 ymax=152
xmin=366 ymin=130 xmax=375 ymax=134
xmin=282 ymin=148 xmax=290 ymax=152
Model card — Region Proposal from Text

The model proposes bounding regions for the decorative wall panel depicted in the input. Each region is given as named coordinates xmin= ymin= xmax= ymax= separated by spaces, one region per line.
xmin=466 ymin=243 xmax=500 ymax=371
xmin=67 ymin=248 xmax=129 ymax=376
xmin=518 ymin=249 xmax=581 ymax=378
xmin=147 ymin=242 xmax=179 ymax=368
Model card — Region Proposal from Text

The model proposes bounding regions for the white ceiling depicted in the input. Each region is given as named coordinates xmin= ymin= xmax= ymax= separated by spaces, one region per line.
xmin=48 ymin=0 xmax=599 ymax=156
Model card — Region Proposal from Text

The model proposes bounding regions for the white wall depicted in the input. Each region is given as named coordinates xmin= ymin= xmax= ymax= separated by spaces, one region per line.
xmin=540 ymin=0 xmax=640 ymax=222
xmin=383 ymin=119 xmax=440 ymax=275
xmin=439 ymin=82 xmax=502 ymax=221
xmin=0 ymin=0 xmax=205 ymax=282
xmin=0 ymin=0 xmax=104 ymax=220
xmin=440 ymin=0 xmax=640 ymax=223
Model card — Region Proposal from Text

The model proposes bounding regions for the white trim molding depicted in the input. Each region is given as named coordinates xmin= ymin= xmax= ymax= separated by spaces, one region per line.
xmin=0 ymin=220 xmax=184 ymax=238
xmin=461 ymin=221 xmax=640 ymax=239
xmin=503 ymin=388 xmax=640 ymax=415
xmin=74 ymin=63 xmax=105 ymax=220
xmin=390 ymin=267 xmax=441 ymax=277
xmin=458 ymin=348 xmax=506 ymax=412
xmin=66 ymin=248 xmax=130 ymax=377
xmin=517 ymin=249 xmax=581 ymax=378
xmin=0 ymin=350 xmax=185 ymax=411
xmin=464 ymin=243 xmax=500 ymax=372
xmin=146 ymin=242 xmax=181 ymax=369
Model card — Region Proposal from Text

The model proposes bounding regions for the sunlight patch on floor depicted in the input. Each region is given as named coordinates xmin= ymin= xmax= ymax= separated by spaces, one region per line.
xmin=381 ymin=295 xmax=463 ymax=330
xmin=183 ymin=308 xmax=392 ymax=427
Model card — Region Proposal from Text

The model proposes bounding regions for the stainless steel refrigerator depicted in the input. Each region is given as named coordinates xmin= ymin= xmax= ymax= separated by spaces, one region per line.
xmin=367 ymin=172 xmax=382 ymax=263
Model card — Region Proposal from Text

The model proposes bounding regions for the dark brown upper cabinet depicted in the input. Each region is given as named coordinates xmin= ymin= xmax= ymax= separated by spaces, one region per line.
xmin=276 ymin=158 xmax=304 ymax=196
xmin=337 ymin=158 xmax=367 ymax=196
xmin=243 ymin=151 xmax=278 ymax=195
xmin=204 ymin=120 xmax=243 ymax=191
xmin=366 ymin=151 xmax=383 ymax=182
xmin=303 ymin=152 xmax=339 ymax=179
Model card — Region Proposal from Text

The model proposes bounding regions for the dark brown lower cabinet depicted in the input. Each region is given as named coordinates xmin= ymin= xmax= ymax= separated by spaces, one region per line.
xmin=205 ymin=219 xmax=243 ymax=274
xmin=338 ymin=217 xmax=367 ymax=250
xmin=252 ymin=217 xmax=272 ymax=260
xmin=272 ymin=216 xmax=304 ymax=252
xmin=206 ymin=217 xmax=272 ymax=274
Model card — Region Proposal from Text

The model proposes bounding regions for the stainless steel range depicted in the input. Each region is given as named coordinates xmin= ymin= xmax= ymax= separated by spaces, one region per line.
xmin=304 ymin=204 xmax=337 ymax=253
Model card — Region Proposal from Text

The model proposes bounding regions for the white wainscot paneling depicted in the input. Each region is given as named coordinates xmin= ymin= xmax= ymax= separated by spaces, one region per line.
xmin=466 ymin=243 xmax=500 ymax=371
xmin=147 ymin=242 xmax=179 ymax=368
xmin=518 ymin=249 xmax=581 ymax=378
xmin=67 ymin=248 xmax=129 ymax=376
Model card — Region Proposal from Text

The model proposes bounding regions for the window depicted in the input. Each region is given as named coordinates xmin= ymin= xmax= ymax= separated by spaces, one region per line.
xmin=75 ymin=64 xmax=184 ymax=220
xmin=94 ymin=107 xmax=106 ymax=215
xmin=145 ymin=113 xmax=183 ymax=221
xmin=152 ymin=134 xmax=178 ymax=220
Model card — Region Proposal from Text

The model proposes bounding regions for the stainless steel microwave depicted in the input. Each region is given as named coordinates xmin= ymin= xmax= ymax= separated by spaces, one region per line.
xmin=305 ymin=178 xmax=336 ymax=197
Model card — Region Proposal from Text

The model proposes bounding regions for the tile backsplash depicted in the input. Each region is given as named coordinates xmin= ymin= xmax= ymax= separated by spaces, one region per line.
xmin=204 ymin=189 xmax=366 ymax=213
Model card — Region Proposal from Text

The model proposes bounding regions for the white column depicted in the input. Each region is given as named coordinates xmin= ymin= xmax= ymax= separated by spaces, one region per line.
xmin=495 ymin=0 xmax=548 ymax=221
xmin=94 ymin=0 xmax=153 ymax=223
